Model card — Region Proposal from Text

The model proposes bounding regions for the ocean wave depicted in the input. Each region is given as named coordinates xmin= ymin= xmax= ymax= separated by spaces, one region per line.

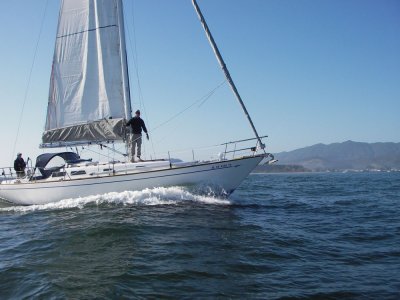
xmin=0 ymin=186 xmax=231 ymax=213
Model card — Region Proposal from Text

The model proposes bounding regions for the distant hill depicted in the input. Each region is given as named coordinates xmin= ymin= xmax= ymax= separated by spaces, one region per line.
xmin=274 ymin=141 xmax=400 ymax=171
xmin=253 ymin=164 xmax=310 ymax=173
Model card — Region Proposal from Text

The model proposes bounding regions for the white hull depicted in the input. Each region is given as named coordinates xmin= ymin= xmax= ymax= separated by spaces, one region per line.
xmin=0 ymin=155 xmax=264 ymax=205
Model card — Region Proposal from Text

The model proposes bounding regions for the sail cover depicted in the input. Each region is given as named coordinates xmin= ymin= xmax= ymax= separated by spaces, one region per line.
xmin=42 ymin=0 xmax=131 ymax=147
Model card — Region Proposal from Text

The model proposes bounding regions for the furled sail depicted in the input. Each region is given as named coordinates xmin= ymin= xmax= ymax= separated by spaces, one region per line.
xmin=41 ymin=0 xmax=131 ymax=148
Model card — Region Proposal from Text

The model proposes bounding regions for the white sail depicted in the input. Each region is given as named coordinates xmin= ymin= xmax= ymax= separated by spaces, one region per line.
xmin=42 ymin=0 xmax=131 ymax=147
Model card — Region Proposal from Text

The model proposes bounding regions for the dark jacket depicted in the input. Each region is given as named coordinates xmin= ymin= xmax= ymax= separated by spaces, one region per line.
xmin=126 ymin=116 xmax=148 ymax=135
xmin=14 ymin=157 xmax=26 ymax=172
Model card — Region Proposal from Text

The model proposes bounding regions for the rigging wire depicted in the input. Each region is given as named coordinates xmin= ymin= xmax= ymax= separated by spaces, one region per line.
xmin=11 ymin=0 xmax=49 ymax=162
xmin=122 ymin=1 xmax=226 ymax=159
xmin=105 ymin=79 xmax=226 ymax=160
xmin=80 ymin=146 xmax=117 ymax=162
xmin=150 ymin=80 xmax=226 ymax=133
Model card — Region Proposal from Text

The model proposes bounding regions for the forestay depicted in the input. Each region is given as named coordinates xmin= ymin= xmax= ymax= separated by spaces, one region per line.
xmin=42 ymin=0 xmax=131 ymax=148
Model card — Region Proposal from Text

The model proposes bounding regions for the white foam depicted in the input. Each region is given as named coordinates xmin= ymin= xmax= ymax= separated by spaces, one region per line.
xmin=0 ymin=186 xmax=231 ymax=213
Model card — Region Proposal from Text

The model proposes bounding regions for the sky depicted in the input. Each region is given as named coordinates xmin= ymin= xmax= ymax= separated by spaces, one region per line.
xmin=0 ymin=0 xmax=399 ymax=167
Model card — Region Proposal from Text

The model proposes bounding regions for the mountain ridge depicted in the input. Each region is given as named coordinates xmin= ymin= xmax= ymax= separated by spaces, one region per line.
xmin=274 ymin=140 xmax=400 ymax=171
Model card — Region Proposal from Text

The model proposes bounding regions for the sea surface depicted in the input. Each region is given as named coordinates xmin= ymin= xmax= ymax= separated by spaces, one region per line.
xmin=0 ymin=172 xmax=399 ymax=299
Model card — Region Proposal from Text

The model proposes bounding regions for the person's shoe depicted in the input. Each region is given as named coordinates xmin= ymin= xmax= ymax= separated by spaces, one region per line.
xmin=138 ymin=157 xmax=144 ymax=162
xmin=130 ymin=158 xmax=135 ymax=163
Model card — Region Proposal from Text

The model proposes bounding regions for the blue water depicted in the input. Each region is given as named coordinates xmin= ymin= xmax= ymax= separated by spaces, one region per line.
xmin=0 ymin=172 xmax=399 ymax=299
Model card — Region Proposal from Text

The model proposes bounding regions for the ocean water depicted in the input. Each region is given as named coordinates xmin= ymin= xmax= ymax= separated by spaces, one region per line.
xmin=0 ymin=172 xmax=399 ymax=299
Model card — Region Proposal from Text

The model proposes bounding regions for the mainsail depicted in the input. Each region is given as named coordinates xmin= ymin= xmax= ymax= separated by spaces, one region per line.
xmin=42 ymin=0 xmax=131 ymax=148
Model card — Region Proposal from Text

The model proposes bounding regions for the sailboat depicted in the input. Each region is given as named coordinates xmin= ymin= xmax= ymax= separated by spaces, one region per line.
xmin=0 ymin=0 xmax=274 ymax=205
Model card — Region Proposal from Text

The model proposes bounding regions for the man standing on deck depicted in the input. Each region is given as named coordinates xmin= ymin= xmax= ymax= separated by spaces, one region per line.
xmin=14 ymin=153 xmax=26 ymax=178
xmin=126 ymin=110 xmax=149 ymax=162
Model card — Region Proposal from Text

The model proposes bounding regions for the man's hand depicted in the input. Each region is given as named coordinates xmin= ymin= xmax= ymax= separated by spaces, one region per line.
xmin=146 ymin=133 xmax=149 ymax=140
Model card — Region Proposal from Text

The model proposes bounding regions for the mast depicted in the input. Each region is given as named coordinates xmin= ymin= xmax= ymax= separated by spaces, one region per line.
xmin=116 ymin=0 xmax=132 ymax=120
xmin=191 ymin=0 xmax=265 ymax=150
